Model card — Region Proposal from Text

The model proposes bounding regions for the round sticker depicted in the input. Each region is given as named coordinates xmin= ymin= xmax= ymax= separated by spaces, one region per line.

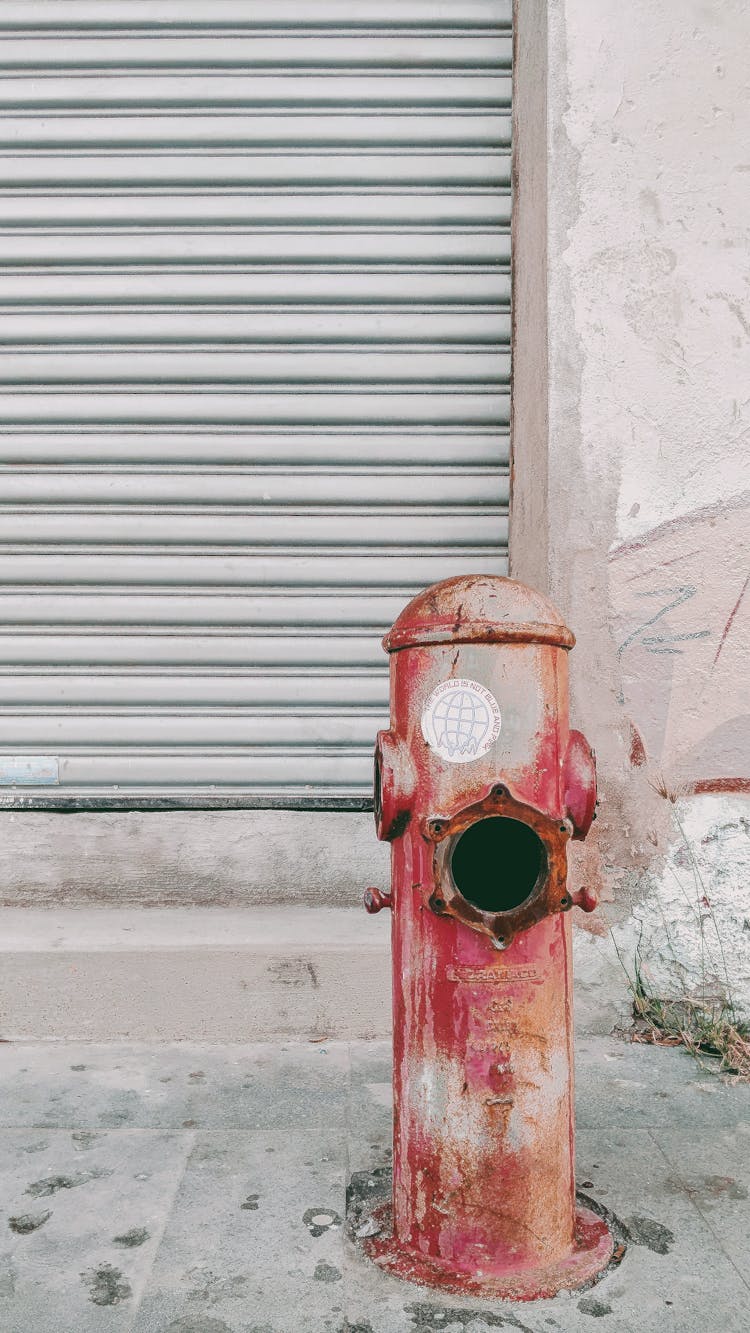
xmin=421 ymin=678 xmax=502 ymax=764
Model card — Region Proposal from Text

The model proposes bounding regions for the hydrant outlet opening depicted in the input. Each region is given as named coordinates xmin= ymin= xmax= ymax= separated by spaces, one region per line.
xmin=450 ymin=816 xmax=547 ymax=914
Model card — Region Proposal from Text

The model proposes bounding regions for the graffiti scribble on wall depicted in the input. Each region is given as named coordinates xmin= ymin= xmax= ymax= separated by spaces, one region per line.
xmin=609 ymin=491 xmax=750 ymax=792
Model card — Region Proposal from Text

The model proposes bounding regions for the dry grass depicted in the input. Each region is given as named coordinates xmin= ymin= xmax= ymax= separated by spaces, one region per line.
xmin=611 ymin=924 xmax=750 ymax=1083
xmin=629 ymin=990 xmax=750 ymax=1082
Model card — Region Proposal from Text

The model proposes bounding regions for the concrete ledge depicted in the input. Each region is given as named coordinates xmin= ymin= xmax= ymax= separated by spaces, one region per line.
xmin=0 ymin=906 xmax=392 ymax=1042
xmin=0 ymin=810 xmax=390 ymax=908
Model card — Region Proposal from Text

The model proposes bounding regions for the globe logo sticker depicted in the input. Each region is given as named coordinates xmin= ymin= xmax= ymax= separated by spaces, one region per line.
xmin=421 ymin=678 xmax=502 ymax=764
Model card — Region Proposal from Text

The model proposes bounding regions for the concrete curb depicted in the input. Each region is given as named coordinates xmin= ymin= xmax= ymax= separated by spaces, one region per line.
xmin=0 ymin=905 xmax=392 ymax=1042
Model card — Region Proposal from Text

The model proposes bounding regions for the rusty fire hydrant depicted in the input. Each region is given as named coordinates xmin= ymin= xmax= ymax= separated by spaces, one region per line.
xmin=361 ymin=575 xmax=613 ymax=1299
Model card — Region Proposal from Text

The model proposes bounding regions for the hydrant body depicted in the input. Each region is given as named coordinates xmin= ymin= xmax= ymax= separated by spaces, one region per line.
xmin=364 ymin=576 xmax=613 ymax=1299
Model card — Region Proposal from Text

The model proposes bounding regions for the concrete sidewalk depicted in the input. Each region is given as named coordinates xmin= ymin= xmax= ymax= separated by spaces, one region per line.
xmin=0 ymin=1035 xmax=748 ymax=1333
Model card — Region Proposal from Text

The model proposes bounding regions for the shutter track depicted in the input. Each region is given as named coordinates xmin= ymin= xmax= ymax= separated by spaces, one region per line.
xmin=0 ymin=0 xmax=511 ymax=804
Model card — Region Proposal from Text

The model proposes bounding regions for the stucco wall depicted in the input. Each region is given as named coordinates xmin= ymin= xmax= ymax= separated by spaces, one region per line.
xmin=513 ymin=0 xmax=750 ymax=1022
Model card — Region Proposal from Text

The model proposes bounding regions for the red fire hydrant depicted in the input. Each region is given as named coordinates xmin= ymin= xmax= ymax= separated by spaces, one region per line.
xmin=362 ymin=575 xmax=613 ymax=1299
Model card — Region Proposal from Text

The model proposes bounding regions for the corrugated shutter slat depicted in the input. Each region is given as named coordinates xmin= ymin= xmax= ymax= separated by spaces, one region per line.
xmin=0 ymin=1 xmax=511 ymax=802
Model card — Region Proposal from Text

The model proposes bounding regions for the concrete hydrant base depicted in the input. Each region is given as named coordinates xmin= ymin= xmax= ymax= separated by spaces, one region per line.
xmin=357 ymin=1193 xmax=614 ymax=1301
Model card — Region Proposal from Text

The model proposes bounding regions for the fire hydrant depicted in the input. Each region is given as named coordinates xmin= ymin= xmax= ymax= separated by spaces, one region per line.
xmin=362 ymin=575 xmax=613 ymax=1299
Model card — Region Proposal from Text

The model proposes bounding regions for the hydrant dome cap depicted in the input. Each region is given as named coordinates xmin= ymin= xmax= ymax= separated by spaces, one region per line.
xmin=383 ymin=575 xmax=575 ymax=652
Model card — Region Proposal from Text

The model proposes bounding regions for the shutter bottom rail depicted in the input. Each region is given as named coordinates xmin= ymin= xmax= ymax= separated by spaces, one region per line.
xmin=0 ymin=792 xmax=375 ymax=812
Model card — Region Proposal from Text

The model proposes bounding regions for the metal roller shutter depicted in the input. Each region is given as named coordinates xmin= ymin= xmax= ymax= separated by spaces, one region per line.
xmin=0 ymin=0 xmax=511 ymax=807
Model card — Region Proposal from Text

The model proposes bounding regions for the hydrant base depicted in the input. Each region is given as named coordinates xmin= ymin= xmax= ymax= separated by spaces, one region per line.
xmin=361 ymin=1202 xmax=614 ymax=1303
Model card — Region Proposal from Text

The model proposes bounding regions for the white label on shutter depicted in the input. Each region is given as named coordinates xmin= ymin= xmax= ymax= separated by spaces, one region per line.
xmin=0 ymin=756 xmax=60 ymax=785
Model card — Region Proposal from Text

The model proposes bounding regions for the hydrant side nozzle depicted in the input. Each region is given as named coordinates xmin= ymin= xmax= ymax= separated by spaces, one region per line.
xmin=374 ymin=730 xmax=416 ymax=843
xmin=570 ymin=885 xmax=599 ymax=913
xmin=563 ymin=729 xmax=598 ymax=840
xmin=363 ymin=886 xmax=392 ymax=914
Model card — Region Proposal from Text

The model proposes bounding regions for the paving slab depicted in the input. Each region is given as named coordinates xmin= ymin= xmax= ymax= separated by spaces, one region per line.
xmin=574 ymin=1036 xmax=750 ymax=1131
xmin=575 ymin=1125 xmax=750 ymax=1333
xmin=0 ymin=1128 xmax=191 ymax=1333
xmin=132 ymin=1128 xmax=349 ymax=1333
xmin=347 ymin=1039 xmax=393 ymax=1169
xmin=0 ymin=1039 xmax=350 ymax=1131
xmin=648 ymin=1119 xmax=750 ymax=1278
xmin=0 ymin=1036 xmax=748 ymax=1332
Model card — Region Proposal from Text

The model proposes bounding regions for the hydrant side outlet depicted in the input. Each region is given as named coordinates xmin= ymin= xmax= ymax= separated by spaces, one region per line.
xmin=362 ymin=575 xmax=613 ymax=1300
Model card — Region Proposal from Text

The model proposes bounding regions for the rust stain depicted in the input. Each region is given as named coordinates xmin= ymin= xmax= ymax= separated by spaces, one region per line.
xmin=712 ymin=569 xmax=750 ymax=669
xmin=692 ymin=776 xmax=750 ymax=795
xmin=628 ymin=720 xmax=648 ymax=768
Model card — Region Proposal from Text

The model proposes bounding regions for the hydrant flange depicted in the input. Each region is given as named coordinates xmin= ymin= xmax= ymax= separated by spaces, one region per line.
xmin=424 ymin=780 xmax=576 ymax=950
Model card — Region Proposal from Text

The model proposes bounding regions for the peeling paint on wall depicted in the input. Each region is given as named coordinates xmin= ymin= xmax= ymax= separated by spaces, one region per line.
xmin=529 ymin=1 xmax=750 ymax=1018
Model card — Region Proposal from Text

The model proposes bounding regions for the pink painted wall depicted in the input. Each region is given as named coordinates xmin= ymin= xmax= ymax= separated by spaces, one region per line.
xmin=512 ymin=0 xmax=750 ymax=1022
